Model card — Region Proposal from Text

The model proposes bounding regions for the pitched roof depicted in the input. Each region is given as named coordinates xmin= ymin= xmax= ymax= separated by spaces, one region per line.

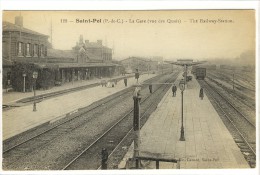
xmin=47 ymin=49 xmax=77 ymax=59
xmin=84 ymin=42 xmax=111 ymax=50
xmin=2 ymin=21 xmax=48 ymax=37
xmin=85 ymin=50 xmax=100 ymax=60
xmin=120 ymin=56 xmax=150 ymax=62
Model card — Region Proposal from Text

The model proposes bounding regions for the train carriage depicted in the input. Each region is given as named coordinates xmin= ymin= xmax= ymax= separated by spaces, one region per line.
xmin=196 ymin=67 xmax=206 ymax=80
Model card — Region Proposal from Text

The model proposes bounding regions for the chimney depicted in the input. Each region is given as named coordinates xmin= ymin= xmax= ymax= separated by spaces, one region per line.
xmin=97 ymin=40 xmax=103 ymax=46
xmin=79 ymin=35 xmax=83 ymax=44
xmin=15 ymin=16 xmax=23 ymax=27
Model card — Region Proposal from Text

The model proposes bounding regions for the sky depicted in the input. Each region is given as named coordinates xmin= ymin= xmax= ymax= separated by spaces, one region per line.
xmin=3 ymin=10 xmax=255 ymax=61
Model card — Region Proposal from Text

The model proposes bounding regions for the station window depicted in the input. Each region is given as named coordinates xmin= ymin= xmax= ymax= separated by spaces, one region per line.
xmin=17 ymin=42 xmax=24 ymax=57
xmin=26 ymin=43 xmax=31 ymax=56
xmin=34 ymin=44 xmax=38 ymax=57
xmin=38 ymin=46 xmax=41 ymax=57
xmin=45 ymin=46 xmax=47 ymax=56
xmin=38 ymin=45 xmax=43 ymax=57
xmin=41 ymin=45 xmax=45 ymax=57
xmin=18 ymin=42 xmax=22 ymax=53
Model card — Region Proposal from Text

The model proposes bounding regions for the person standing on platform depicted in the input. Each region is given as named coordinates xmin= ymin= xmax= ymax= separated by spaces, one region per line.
xmin=101 ymin=148 xmax=108 ymax=169
xmin=149 ymin=84 xmax=153 ymax=93
xmin=124 ymin=78 xmax=128 ymax=87
xmin=172 ymin=84 xmax=177 ymax=97
xmin=199 ymin=87 xmax=204 ymax=100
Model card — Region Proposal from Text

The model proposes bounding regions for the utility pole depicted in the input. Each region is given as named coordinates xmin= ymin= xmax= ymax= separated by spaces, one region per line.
xmin=233 ymin=73 xmax=235 ymax=91
xmin=50 ymin=17 xmax=53 ymax=45
xmin=9 ymin=32 xmax=12 ymax=60
xmin=133 ymin=85 xmax=141 ymax=168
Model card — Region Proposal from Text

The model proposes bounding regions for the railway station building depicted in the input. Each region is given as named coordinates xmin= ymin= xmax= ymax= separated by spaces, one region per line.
xmin=2 ymin=16 xmax=120 ymax=92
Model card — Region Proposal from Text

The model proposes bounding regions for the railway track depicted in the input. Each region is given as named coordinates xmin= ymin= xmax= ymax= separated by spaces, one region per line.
xmin=207 ymin=72 xmax=255 ymax=110
xmin=3 ymin=71 xmax=179 ymax=170
xmin=3 ymin=74 xmax=163 ymax=152
xmin=206 ymin=75 xmax=255 ymax=123
xmin=62 ymin=72 xmax=179 ymax=170
xmin=198 ymin=80 xmax=256 ymax=168
xmin=3 ymin=88 xmax=131 ymax=152
xmin=3 ymin=88 xmax=135 ymax=170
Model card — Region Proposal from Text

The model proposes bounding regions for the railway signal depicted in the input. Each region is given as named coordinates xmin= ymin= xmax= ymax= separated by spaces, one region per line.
xmin=233 ymin=73 xmax=235 ymax=91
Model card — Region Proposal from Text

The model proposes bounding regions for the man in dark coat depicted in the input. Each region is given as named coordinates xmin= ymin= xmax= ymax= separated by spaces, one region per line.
xmin=101 ymin=148 xmax=108 ymax=169
xmin=124 ymin=78 xmax=127 ymax=87
xmin=172 ymin=84 xmax=177 ymax=97
xmin=149 ymin=84 xmax=152 ymax=93
xmin=199 ymin=88 xmax=204 ymax=100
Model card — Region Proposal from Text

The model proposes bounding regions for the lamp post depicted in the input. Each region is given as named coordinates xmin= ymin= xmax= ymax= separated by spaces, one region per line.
xmin=32 ymin=71 xmax=38 ymax=112
xmin=179 ymin=80 xmax=185 ymax=141
xmin=22 ymin=73 xmax=26 ymax=93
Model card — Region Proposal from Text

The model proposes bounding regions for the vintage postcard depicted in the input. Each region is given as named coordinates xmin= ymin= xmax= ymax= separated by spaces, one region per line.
xmin=0 ymin=3 xmax=259 ymax=175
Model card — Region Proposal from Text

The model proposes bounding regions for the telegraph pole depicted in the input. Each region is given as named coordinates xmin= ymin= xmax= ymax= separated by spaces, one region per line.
xmin=133 ymin=85 xmax=141 ymax=168
xmin=233 ymin=73 xmax=235 ymax=91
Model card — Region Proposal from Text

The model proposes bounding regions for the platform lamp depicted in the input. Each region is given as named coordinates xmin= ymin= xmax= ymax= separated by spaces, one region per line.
xmin=179 ymin=79 xmax=185 ymax=141
xmin=32 ymin=71 xmax=38 ymax=112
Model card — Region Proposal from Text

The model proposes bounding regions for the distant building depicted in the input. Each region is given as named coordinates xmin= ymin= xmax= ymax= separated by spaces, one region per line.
xmin=120 ymin=57 xmax=160 ymax=73
xmin=220 ymin=65 xmax=234 ymax=70
xmin=151 ymin=56 xmax=163 ymax=63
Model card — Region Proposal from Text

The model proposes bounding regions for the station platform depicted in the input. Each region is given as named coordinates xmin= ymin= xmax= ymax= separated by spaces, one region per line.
xmin=120 ymin=74 xmax=249 ymax=169
xmin=2 ymin=74 xmax=136 ymax=105
xmin=2 ymin=74 xmax=156 ymax=140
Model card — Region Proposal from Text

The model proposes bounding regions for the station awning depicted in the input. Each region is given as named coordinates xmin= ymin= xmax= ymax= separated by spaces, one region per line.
xmin=11 ymin=60 xmax=121 ymax=69
xmin=33 ymin=62 xmax=59 ymax=69
xmin=56 ymin=62 xmax=120 ymax=69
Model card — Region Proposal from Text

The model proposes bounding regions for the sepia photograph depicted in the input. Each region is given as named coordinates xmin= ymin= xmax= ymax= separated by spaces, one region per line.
xmin=0 ymin=4 xmax=258 ymax=174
